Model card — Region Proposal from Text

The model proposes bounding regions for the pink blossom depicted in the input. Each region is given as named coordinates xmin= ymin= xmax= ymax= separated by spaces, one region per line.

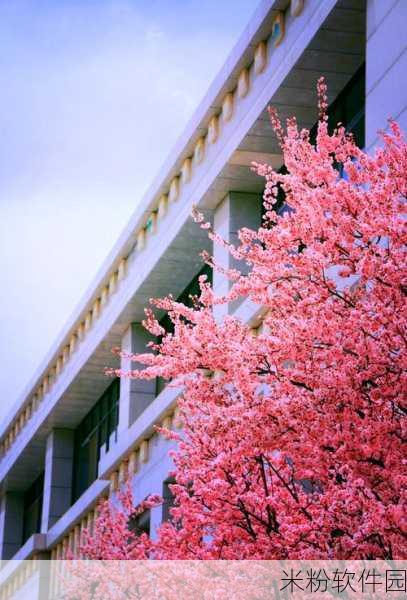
xmin=81 ymin=81 xmax=406 ymax=564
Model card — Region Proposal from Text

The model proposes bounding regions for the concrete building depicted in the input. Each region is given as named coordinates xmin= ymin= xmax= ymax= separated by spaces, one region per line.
xmin=0 ymin=0 xmax=406 ymax=595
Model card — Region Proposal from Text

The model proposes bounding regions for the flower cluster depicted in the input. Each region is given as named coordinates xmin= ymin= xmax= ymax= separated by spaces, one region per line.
xmin=82 ymin=81 xmax=407 ymax=562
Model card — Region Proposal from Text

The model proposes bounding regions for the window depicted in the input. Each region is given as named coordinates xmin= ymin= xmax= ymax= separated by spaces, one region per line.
xmin=159 ymin=264 xmax=213 ymax=336
xmin=177 ymin=264 xmax=213 ymax=306
xmin=128 ymin=509 xmax=150 ymax=537
xmin=263 ymin=65 xmax=366 ymax=224
xmin=327 ymin=63 xmax=365 ymax=149
xmin=155 ymin=265 xmax=213 ymax=395
xmin=155 ymin=376 xmax=167 ymax=397
xmin=261 ymin=165 xmax=292 ymax=225
xmin=22 ymin=472 xmax=44 ymax=544
xmin=162 ymin=477 xmax=176 ymax=523
xmin=72 ymin=378 xmax=120 ymax=502
xmin=310 ymin=63 xmax=365 ymax=148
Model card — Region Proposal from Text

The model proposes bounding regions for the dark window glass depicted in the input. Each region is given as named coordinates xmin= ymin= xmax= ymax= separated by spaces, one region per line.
xmin=176 ymin=264 xmax=213 ymax=306
xmin=162 ymin=477 xmax=176 ymax=523
xmin=328 ymin=63 xmax=365 ymax=148
xmin=22 ymin=472 xmax=44 ymax=544
xmin=159 ymin=264 xmax=213 ymax=336
xmin=310 ymin=63 xmax=365 ymax=148
xmin=261 ymin=164 xmax=289 ymax=224
xmin=155 ymin=376 xmax=167 ymax=397
xmin=155 ymin=265 xmax=213 ymax=395
xmin=128 ymin=509 xmax=150 ymax=537
xmin=72 ymin=378 xmax=120 ymax=502
xmin=263 ymin=65 xmax=366 ymax=224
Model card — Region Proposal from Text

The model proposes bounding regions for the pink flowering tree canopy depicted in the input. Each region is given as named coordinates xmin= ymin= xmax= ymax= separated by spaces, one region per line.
xmin=82 ymin=80 xmax=407 ymax=561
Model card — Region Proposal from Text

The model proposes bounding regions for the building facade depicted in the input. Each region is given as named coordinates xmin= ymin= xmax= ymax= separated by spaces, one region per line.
xmin=0 ymin=0 xmax=406 ymax=595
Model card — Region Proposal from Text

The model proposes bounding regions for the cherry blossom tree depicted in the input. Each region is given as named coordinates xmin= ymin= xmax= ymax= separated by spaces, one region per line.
xmin=82 ymin=80 xmax=407 ymax=561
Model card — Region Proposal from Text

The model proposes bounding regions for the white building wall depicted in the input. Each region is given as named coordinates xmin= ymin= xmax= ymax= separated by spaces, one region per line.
xmin=213 ymin=192 xmax=263 ymax=320
xmin=4 ymin=0 xmax=397 ymax=576
xmin=366 ymin=0 xmax=407 ymax=149
xmin=118 ymin=324 xmax=156 ymax=434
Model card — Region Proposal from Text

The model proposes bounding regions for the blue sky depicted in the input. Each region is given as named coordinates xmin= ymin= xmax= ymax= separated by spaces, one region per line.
xmin=0 ymin=0 xmax=258 ymax=424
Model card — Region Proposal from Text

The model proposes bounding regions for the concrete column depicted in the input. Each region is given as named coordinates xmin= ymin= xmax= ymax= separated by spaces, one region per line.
xmin=118 ymin=323 xmax=156 ymax=432
xmin=0 ymin=492 xmax=24 ymax=560
xmin=41 ymin=429 xmax=74 ymax=532
xmin=213 ymin=191 xmax=262 ymax=319
xmin=366 ymin=0 xmax=407 ymax=150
